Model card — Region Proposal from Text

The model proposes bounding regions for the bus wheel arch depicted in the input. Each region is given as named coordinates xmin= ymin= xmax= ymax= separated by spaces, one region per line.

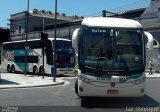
xmin=39 ymin=66 xmax=45 ymax=75
xmin=33 ymin=66 xmax=39 ymax=75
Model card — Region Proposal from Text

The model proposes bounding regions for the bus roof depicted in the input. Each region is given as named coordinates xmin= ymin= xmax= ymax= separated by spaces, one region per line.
xmin=3 ymin=38 xmax=71 ymax=44
xmin=82 ymin=17 xmax=142 ymax=28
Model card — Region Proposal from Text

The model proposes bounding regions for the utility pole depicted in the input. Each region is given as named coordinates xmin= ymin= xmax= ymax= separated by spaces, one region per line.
xmin=52 ymin=0 xmax=57 ymax=82
xmin=42 ymin=18 xmax=45 ymax=79
xmin=41 ymin=32 xmax=48 ymax=79
xmin=24 ymin=0 xmax=29 ymax=76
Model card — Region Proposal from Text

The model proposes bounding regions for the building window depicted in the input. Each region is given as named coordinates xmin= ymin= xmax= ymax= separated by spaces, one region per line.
xmin=12 ymin=26 xmax=15 ymax=34
xmin=19 ymin=25 xmax=21 ymax=34
xmin=158 ymin=8 xmax=160 ymax=12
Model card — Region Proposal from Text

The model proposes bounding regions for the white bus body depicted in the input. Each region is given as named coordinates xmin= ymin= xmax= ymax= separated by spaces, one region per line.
xmin=1 ymin=38 xmax=75 ymax=75
xmin=72 ymin=17 xmax=153 ymax=97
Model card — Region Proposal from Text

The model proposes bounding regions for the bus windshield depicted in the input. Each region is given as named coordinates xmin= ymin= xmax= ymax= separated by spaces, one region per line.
xmin=52 ymin=40 xmax=75 ymax=67
xmin=55 ymin=40 xmax=73 ymax=52
xmin=80 ymin=27 xmax=144 ymax=76
xmin=116 ymin=30 xmax=143 ymax=70
xmin=80 ymin=27 xmax=113 ymax=70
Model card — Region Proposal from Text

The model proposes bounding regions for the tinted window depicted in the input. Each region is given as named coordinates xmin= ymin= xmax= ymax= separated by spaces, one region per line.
xmin=14 ymin=56 xmax=38 ymax=63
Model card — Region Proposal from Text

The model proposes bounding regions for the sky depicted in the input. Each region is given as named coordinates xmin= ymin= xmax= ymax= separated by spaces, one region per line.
xmin=0 ymin=0 xmax=150 ymax=27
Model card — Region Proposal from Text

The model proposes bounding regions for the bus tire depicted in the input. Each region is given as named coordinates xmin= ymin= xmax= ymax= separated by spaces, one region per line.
xmin=33 ymin=66 xmax=38 ymax=75
xmin=39 ymin=66 xmax=45 ymax=75
xmin=75 ymin=78 xmax=79 ymax=97
xmin=7 ymin=65 xmax=11 ymax=73
xmin=11 ymin=65 xmax=15 ymax=73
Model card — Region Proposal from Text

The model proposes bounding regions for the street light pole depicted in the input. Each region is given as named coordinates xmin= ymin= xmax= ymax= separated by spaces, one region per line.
xmin=24 ymin=0 xmax=29 ymax=76
xmin=53 ymin=0 xmax=57 ymax=82
xmin=42 ymin=18 xmax=45 ymax=79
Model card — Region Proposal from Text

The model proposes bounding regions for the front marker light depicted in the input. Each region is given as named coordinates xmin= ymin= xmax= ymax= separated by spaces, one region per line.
xmin=79 ymin=86 xmax=83 ymax=92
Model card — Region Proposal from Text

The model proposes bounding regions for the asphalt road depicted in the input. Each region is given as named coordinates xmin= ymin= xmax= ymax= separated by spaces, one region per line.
xmin=0 ymin=75 xmax=159 ymax=112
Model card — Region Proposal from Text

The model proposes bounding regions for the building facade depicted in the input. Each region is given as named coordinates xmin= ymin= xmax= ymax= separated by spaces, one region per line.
xmin=10 ymin=9 xmax=82 ymax=41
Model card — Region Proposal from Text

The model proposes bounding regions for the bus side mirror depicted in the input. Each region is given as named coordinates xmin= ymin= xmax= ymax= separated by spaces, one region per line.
xmin=144 ymin=31 xmax=153 ymax=50
xmin=72 ymin=28 xmax=80 ymax=50
xmin=72 ymin=28 xmax=81 ymax=66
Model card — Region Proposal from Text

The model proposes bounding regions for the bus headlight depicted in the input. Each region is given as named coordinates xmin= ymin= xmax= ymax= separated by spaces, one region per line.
xmin=132 ymin=76 xmax=145 ymax=85
xmin=78 ymin=75 xmax=92 ymax=83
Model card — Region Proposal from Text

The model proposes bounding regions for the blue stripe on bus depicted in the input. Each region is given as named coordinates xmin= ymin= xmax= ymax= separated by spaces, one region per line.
xmin=128 ymin=73 xmax=142 ymax=79
xmin=3 ymin=49 xmax=33 ymax=72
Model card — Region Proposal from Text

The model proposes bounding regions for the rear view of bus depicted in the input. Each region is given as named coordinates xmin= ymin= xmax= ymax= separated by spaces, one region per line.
xmin=72 ymin=17 xmax=153 ymax=97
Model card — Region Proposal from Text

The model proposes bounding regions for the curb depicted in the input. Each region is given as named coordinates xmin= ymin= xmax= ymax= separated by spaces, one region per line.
xmin=0 ymin=80 xmax=65 ymax=89
xmin=146 ymin=76 xmax=160 ymax=79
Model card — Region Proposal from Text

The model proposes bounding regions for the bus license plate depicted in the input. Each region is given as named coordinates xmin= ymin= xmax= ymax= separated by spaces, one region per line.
xmin=107 ymin=90 xmax=119 ymax=94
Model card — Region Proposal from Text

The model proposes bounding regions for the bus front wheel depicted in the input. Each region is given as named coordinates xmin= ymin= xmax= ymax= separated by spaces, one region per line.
xmin=33 ymin=66 xmax=38 ymax=75
xmin=75 ymin=78 xmax=79 ymax=97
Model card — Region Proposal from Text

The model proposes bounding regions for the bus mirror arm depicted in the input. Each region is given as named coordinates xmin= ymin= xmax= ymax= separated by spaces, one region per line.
xmin=72 ymin=28 xmax=80 ymax=50
xmin=144 ymin=31 xmax=154 ymax=50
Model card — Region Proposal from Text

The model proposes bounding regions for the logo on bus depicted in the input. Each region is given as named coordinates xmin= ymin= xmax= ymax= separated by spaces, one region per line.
xmin=6 ymin=51 xmax=14 ymax=61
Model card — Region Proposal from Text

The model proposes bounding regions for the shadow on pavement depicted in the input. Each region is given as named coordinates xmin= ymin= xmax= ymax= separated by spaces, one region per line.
xmin=0 ymin=79 xmax=19 ymax=85
xmin=56 ymin=74 xmax=77 ymax=78
xmin=81 ymin=95 xmax=159 ymax=108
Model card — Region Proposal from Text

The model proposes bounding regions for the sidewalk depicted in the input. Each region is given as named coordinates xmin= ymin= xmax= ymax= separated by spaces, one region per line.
xmin=145 ymin=72 xmax=160 ymax=78
xmin=0 ymin=73 xmax=64 ymax=89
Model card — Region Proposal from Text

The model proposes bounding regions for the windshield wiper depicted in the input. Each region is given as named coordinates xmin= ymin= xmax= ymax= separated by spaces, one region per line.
xmin=95 ymin=51 xmax=107 ymax=77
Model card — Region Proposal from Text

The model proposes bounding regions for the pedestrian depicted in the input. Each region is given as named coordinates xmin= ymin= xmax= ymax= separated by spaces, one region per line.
xmin=149 ymin=59 xmax=153 ymax=75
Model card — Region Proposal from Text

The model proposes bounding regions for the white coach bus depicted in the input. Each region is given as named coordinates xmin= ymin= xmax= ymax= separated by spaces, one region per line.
xmin=1 ymin=38 xmax=75 ymax=75
xmin=72 ymin=17 xmax=153 ymax=97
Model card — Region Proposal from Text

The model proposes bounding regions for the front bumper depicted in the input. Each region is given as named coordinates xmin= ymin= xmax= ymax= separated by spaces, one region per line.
xmin=78 ymin=79 xmax=145 ymax=97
